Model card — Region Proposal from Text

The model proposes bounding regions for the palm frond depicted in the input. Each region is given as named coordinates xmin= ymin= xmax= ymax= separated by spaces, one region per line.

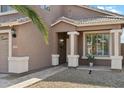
xmin=11 ymin=5 xmax=48 ymax=44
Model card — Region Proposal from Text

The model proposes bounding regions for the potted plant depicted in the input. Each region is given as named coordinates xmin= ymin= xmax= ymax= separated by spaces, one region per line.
xmin=87 ymin=54 xmax=95 ymax=67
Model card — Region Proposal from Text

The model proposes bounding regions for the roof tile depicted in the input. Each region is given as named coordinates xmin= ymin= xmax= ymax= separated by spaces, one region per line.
xmin=52 ymin=16 xmax=124 ymax=26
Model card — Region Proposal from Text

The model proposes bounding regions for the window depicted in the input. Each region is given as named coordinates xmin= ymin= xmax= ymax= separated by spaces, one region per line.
xmin=0 ymin=5 xmax=13 ymax=13
xmin=40 ymin=5 xmax=50 ymax=11
xmin=85 ymin=32 xmax=110 ymax=57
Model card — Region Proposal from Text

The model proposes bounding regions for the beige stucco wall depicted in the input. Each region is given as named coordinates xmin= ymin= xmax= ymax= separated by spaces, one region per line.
xmin=0 ymin=5 xmax=65 ymax=72
xmin=51 ymin=31 xmax=58 ymax=54
xmin=0 ymin=13 xmax=24 ymax=23
xmin=50 ymin=6 xmax=64 ymax=23
xmin=29 ymin=5 xmax=110 ymax=25
xmin=52 ymin=22 xmax=76 ymax=32
xmin=29 ymin=5 xmax=64 ymax=25
xmin=78 ymin=32 xmax=83 ymax=58
xmin=14 ymin=22 xmax=52 ymax=71
xmin=63 ymin=5 xmax=108 ymax=20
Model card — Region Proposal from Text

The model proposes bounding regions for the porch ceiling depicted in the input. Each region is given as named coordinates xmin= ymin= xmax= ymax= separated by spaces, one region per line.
xmin=51 ymin=16 xmax=124 ymax=27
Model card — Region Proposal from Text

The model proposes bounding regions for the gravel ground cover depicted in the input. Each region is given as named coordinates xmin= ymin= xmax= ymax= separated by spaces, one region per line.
xmin=28 ymin=69 xmax=124 ymax=88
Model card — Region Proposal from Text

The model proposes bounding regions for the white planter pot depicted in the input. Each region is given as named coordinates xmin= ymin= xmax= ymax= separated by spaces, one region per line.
xmin=52 ymin=54 xmax=59 ymax=66
xmin=89 ymin=62 xmax=93 ymax=67
xmin=68 ymin=55 xmax=79 ymax=67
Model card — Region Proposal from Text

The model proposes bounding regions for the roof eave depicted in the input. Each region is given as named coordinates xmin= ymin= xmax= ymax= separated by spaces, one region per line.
xmin=51 ymin=19 xmax=124 ymax=27
xmin=0 ymin=20 xmax=31 ymax=27
xmin=51 ymin=20 xmax=77 ymax=27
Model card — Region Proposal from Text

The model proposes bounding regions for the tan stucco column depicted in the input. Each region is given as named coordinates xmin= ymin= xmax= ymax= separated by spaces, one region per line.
xmin=51 ymin=32 xmax=59 ymax=66
xmin=67 ymin=31 xmax=79 ymax=67
xmin=110 ymin=29 xmax=123 ymax=70
xmin=67 ymin=32 xmax=79 ymax=55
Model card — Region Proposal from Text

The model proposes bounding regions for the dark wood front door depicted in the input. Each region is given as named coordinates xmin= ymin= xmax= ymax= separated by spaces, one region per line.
xmin=58 ymin=33 xmax=68 ymax=64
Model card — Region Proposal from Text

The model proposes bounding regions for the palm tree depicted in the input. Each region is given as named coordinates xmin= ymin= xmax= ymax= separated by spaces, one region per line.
xmin=11 ymin=5 xmax=48 ymax=44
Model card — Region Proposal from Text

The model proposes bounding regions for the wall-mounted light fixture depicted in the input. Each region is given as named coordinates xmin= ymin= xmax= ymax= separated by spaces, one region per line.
xmin=11 ymin=27 xmax=16 ymax=38
xmin=59 ymin=39 xmax=64 ymax=43
xmin=59 ymin=39 xmax=64 ymax=49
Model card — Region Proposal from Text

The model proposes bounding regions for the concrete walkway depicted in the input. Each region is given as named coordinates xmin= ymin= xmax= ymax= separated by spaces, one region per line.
xmin=0 ymin=66 xmax=67 ymax=88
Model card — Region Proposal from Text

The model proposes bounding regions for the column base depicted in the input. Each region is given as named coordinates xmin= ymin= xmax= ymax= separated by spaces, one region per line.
xmin=52 ymin=54 xmax=59 ymax=66
xmin=111 ymin=56 xmax=123 ymax=70
xmin=67 ymin=55 xmax=79 ymax=67
xmin=8 ymin=57 xmax=29 ymax=73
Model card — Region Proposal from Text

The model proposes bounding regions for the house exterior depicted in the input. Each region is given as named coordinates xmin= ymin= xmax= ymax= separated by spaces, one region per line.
xmin=0 ymin=5 xmax=124 ymax=73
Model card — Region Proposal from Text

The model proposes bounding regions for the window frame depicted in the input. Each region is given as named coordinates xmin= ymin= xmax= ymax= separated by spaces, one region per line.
xmin=82 ymin=31 xmax=112 ymax=60
xmin=40 ymin=5 xmax=50 ymax=11
xmin=0 ymin=5 xmax=17 ymax=16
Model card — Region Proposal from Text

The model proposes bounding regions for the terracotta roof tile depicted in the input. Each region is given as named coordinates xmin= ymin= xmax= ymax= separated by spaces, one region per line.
xmin=78 ymin=16 xmax=124 ymax=24
xmin=52 ymin=16 xmax=124 ymax=26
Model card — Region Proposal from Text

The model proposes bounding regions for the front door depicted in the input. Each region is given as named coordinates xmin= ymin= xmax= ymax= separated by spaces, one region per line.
xmin=0 ymin=33 xmax=8 ymax=73
xmin=58 ymin=33 xmax=68 ymax=64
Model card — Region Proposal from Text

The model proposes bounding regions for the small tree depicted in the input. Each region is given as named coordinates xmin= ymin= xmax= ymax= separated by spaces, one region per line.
xmin=11 ymin=5 xmax=48 ymax=44
xmin=87 ymin=54 xmax=95 ymax=63
xmin=87 ymin=53 xmax=95 ymax=67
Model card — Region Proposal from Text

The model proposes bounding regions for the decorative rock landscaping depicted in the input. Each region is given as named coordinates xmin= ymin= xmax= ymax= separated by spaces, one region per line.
xmin=28 ymin=69 xmax=124 ymax=88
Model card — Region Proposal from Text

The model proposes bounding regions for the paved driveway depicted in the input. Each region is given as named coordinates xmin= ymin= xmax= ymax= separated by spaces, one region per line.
xmin=0 ymin=66 xmax=67 ymax=88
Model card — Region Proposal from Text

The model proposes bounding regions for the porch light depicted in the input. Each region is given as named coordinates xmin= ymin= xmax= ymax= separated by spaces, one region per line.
xmin=11 ymin=27 xmax=16 ymax=38
xmin=59 ymin=39 xmax=64 ymax=43
xmin=59 ymin=39 xmax=64 ymax=48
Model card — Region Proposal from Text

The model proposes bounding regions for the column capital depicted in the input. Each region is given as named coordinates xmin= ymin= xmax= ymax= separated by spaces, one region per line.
xmin=67 ymin=31 xmax=79 ymax=35
xmin=110 ymin=29 xmax=122 ymax=33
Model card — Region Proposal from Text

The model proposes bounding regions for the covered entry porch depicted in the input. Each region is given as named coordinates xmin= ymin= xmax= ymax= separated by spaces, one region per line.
xmin=52 ymin=29 xmax=123 ymax=70
xmin=51 ymin=17 xmax=124 ymax=70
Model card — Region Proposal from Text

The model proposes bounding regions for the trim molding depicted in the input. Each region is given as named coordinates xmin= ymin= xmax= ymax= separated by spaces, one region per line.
xmin=0 ymin=10 xmax=18 ymax=16
xmin=51 ymin=20 xmax=76 ymax=27
xmin=82 ymin=56 xmax=111 ymax=60
xmin=110 ymin=29 xmax=122 ymax=33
